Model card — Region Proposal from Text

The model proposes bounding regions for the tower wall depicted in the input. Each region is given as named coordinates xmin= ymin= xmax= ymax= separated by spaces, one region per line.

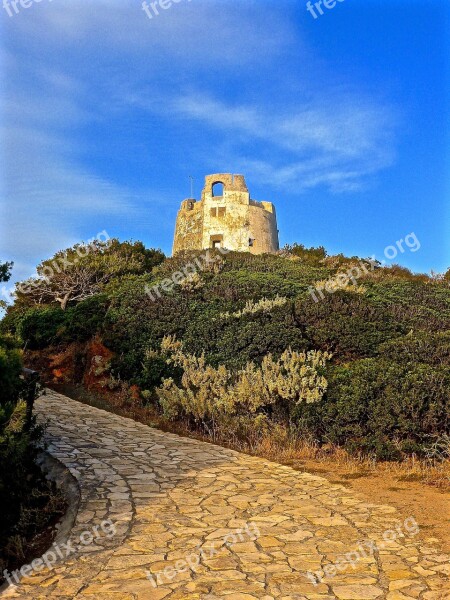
xmin=248 ymin=201 xmax=279 ymax=255
xmin=172 ymin=199 xmax=203 ymax=255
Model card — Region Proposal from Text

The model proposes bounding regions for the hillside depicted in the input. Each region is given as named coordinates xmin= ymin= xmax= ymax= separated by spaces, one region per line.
xmin=2 ymin=241 xmax=450 ymax=462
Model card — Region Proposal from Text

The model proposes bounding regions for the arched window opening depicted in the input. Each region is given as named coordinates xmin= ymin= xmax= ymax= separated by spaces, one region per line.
xmin=212 ymin=182 xmax=224 ymax=197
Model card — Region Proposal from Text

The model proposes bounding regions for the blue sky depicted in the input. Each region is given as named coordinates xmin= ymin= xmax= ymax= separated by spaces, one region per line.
xmin=0 ymin=0 xmax=449 ymax=295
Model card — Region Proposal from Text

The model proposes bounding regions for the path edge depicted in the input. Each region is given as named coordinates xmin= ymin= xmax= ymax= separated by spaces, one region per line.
xmin=0 ymin=450 xmax=81 ymax=596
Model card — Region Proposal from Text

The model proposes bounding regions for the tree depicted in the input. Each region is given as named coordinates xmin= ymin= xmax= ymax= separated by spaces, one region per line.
xmin=15 ymin=240 xmax=164 ymax=310
xmin=0 ymin=262 xmax=13 ymax=310
xmin=0 ymin=261 xmax=12 ymax=283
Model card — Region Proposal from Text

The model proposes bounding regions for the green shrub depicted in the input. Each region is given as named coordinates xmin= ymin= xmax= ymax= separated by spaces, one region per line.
xmin=18 ymin=307 xmax=66 ymax=350
xmin=366 ymin=281 xmax=450 ymax=332
xmin=3 ymin=244 xmax=450 ymax=460
xmin=281 ymin=243 xmax=327 ymax=265
xmin=378 ymin=331 xmax=450 ymax=366
xmin=136 ymin=350 xmax=180 ymax=393
xmin=63 ymin=294 xmax=109 ymax=342
xmin=297 ymin=358 xmax=450 ymax=457
xmin=295 ymin=291 xmax=405 ymax=359
xmin=183 ymin=301 xmax=308 ymax=369
xmin=2 ymin=296 xmax=109 ymax=349
xmin=104 ymin=275 xmax=193 ymax=378
xmin=204 ymin=270 xmax=303 ymax=302
xmin=0 ymin=335 xmax=23 ymax=424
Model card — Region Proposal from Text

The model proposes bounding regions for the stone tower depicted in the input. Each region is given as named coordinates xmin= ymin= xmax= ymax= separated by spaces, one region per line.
xmin=172 ymin=174 xmax=279 ymax=255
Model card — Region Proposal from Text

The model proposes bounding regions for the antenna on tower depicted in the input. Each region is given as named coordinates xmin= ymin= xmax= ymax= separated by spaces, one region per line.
xmin=189 ymin=175 xmax=194 ymax=199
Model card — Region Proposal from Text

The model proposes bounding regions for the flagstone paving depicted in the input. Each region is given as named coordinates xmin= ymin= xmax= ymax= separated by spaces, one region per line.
xmin=2 ymin=390 xmax=449 ymax=599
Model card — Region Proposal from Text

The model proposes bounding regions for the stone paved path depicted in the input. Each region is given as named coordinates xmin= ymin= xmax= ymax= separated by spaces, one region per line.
xmin=2 ymin=390 xmax=449 ymax=600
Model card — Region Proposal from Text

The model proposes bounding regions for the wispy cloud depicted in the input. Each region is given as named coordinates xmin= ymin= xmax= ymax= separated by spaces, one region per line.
xmin=131 ymin=90 xmax=399 ymax=193
xmin=0 ymin=70 xmax=138 ymax=266
xmin=0 ymin=63 xmax=161 ymax=277
xmin=6 ymin=0 xmax=293 ymax=66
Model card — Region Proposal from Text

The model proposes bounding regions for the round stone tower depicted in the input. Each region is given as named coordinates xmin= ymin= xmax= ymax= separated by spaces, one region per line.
xmin=172 ymin=173 xmax=279 ymax=255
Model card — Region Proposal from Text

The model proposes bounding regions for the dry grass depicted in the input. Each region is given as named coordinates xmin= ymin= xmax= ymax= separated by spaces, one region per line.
xmin=246 ymin=434 xmax=450 ymax=491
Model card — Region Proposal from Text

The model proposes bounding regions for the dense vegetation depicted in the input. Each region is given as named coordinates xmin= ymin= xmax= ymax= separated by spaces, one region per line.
xmin=0 ymin=261 xmax=65 ymax=585
xmin=1 ymin=241 xmax=449 ymax=460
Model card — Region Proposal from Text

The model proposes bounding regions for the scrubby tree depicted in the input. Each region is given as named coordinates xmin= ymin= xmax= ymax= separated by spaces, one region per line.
xmin=15 ymin=240 xmax=164 ymax=310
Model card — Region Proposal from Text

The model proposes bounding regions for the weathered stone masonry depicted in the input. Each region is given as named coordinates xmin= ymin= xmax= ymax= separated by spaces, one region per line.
xmin=172 ymin=173 xmax=280 ymax=255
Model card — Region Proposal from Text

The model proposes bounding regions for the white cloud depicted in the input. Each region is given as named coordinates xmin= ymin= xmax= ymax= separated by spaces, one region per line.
xmin=1 ymin=70 xmax=145 ymax=278
xmin=133 ymin=90 xmax=398 ymax=193
xmin=6 ymin=0 xmax=293 ymax=66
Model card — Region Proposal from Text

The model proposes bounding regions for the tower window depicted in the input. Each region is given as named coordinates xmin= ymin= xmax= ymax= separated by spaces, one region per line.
xmin=210 ymin=207 xmax=217 ymax=217
xmin=218 ymin=207 xmax=226 ymax=217
xmin=212 ymin=182 xmax=224 ymax=197
xmin=249 ymin=238 xmax=255 ymax=247
xmin=210 ymin=234 xmax=223 ymax=249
